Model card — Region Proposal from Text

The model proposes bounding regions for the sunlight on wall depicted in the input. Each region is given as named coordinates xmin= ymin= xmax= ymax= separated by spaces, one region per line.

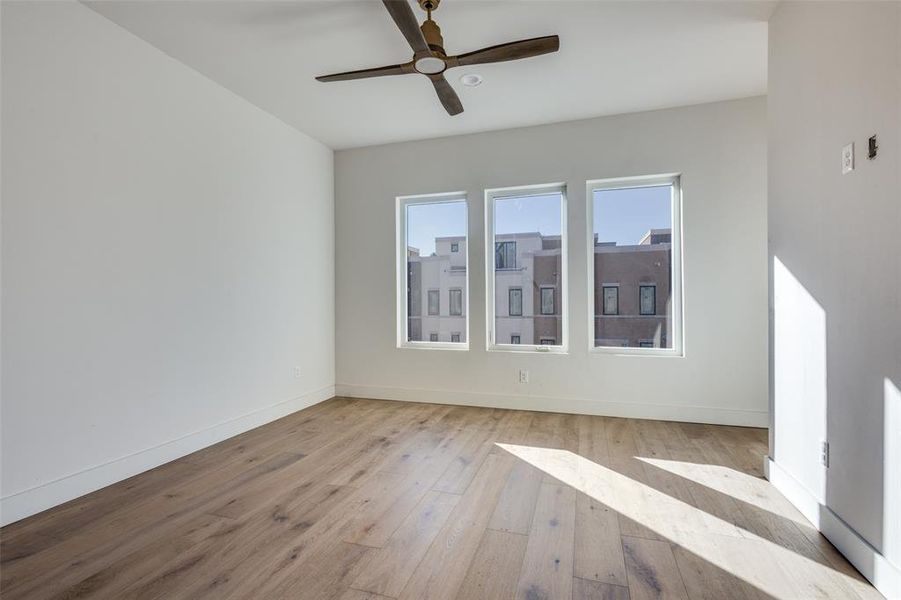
xmin=772 ymin=256 xmax=827 ymax=500
xmin=884 ymin=377 xmax=900 ymax=566
xmin=496 ymin=443 xmax=874 ymax=598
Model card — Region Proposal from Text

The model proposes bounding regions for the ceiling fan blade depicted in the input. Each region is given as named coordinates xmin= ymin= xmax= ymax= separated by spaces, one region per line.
xmin=447 ymin=35 xmax=560 ymax=68
xmin=316 ymin=62 xmax=414 ymax=82
xmin=382 ymin=0 xmax=430 ymax=55
xmin=428 ymin=73 xmax=463 ymax=116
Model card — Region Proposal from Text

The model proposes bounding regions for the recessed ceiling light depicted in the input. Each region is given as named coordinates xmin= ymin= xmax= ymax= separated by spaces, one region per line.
xmin=460 ymin=73 xmax=483 ymax=87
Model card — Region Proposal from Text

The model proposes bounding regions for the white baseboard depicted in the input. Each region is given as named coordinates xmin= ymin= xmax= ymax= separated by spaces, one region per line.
xmin=334 ymin=383 xmax=768 ymax=427
xmin=766 ymin=457 xmax=901 ymax=600
xmin=0 ymin=385 xmax=335 ymax=527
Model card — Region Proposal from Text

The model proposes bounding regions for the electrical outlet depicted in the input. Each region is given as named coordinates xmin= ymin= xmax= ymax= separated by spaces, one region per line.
xmin=293 ymin=366 xmax=302 ymax=379
xmin=821 ymin=441 xmax=830 ymax=468
xmin=842 ymin=142 xmax=854 ymax=174
xmin=519 ymin=369 xmax=529 ymax=384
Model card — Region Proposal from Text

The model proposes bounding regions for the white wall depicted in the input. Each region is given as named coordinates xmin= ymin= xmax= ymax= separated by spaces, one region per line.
xmin=767 ymin=2 xmax=901 ymax=597
xmin=0 ymin=1 xmax=335 ymax=525
xmin=335 ymin=97 xmax=768 ymax=427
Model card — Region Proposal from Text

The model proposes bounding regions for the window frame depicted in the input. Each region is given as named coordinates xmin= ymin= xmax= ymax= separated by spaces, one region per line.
xmin=586 ymin=174 xmax=683 ymax=356
xmin=485 ymin=182 xmax=568 ymax=353
xmin=396 ymin=191 xmax=469 ymax=350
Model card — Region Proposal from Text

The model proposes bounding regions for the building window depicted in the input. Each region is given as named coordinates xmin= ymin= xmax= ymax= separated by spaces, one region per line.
xmin=398 ymin=193 xmax=468 ymax=346
xmin=449 ymin=288 xmax=463 ymax=316
xmin=427 ymin=289 xmax=440 ymax=316
xmin=511 ymin=335 xmax=521 ymax=344
xmin=488 ymin=183 xmax=567 ymax=351
xmin=602 ymin=286 xmax=619 ymax=315
xmin=451 ymin=333 xmax=461 ymax=343
xmin=508 ymin=287 xmax=523 ymax=316
xmin=539 ymin=338 xmax=555 ymax=345
xmin=540 ymin=287 xmax=555 ymax=315
xmin=639 ymin=285 xmax=656 ymax=315
xmin=589 ymin=174 xmax=682 ymax=352
xmin=495 ymin=241 xmax=516 ymax=269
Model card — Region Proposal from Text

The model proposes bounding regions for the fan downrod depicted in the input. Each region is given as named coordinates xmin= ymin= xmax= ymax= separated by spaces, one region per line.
xmin=417 ymin=0 xmax=440 ymax=12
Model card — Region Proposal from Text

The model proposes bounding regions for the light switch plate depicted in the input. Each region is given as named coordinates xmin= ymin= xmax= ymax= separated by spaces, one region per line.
xmin=842 ymin=142 xmax=854 ymax=174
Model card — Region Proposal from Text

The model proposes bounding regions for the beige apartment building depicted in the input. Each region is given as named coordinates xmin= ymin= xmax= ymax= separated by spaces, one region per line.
xmin=407 ymin=229 xmax=672 ymax=348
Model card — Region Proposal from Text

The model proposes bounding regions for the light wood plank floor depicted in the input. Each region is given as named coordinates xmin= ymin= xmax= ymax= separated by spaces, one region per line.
xmin=0 ymin=398 xmax=881 ymax=599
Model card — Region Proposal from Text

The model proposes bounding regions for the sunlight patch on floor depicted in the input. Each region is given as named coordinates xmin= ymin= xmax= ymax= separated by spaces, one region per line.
xmin=496 ymin=443 xmax=873 ymax=599
xmin=637 ymin=456 xmax=811 ymax=528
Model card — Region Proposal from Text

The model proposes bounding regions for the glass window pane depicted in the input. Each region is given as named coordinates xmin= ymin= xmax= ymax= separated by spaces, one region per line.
xmin=540 ymin=287 xmax=555 ymax=315
xmin=493 ymin=191 xmax=563 ymax=346
xmin=640 ymin=285 xmax=656 ymax=315
xmin=428 ymin=290 xmax=440 ymax=315
xmin=508 ymin=288 xmax=522 ymax=316
xmin=603 ymin=287 xmax=618 ymax=315
xmin=449 ymin=288 xmax=463 ymax=316
xmin=593 ymin=184 xmax=673 ymax=348
xmin=405 ymin=199 xmax=467 ymax=343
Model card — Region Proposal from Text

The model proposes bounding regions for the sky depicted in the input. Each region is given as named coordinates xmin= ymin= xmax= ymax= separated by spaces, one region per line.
xmin=406 ymin=185 xmax=671 ymax=255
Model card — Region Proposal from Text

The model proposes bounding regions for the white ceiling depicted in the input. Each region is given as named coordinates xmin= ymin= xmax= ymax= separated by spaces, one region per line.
xmin=85 ymin=1 xmax=775 ymax=149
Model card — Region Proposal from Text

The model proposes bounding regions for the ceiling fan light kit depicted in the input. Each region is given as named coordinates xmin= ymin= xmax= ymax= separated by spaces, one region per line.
xmin=315 ymin=0 xmax=559 ymax=116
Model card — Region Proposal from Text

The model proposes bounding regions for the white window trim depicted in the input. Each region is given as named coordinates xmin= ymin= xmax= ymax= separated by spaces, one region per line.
xmin=586 ymin=174 xmax=684 ymax=357
xmin=485 ymin=182 xmax=568 ymax=354
xmin=396 ymin=191 xmax=469 ymax=350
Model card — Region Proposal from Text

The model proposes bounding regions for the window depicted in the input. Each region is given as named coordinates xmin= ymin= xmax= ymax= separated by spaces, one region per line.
xmin=508 ymin=288 xmax=523 ymax=316
xmin=427 ymin=290 xmax=440 ymax=316
xmin=449 ymin=288 xmax=463 ymax=316
xmin=539 ymin=338 xmax=555 ymax=345
xmin=495 ymin=241 xmax=516 ymax=269
xmin=589 ymin=174 xmax=682 ymax=353
xmin=602 ymin=286 xmax=619 ymax=315
xmin=639 ymin=285 xmax=656 ymax=315
xmin=487 ymin=183 xmax=567 ymax=351
xmin=398 ymin=193 xmax=468 ymax=347
xmin=540 ymin=287 xmax=555 ymax=315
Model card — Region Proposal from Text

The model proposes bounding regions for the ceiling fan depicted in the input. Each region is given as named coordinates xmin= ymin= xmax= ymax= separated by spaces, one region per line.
xmin=315 ymin=0 xmax=560 ymax=116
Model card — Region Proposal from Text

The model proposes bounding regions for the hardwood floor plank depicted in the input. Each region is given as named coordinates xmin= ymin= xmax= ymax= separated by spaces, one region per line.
xmin=621 ymin=535 xmax=689 ymax=600
xmin=398 ymin=452 xmax=515 ymax=600
xmin=573 ymin=577 xmax=631 ymax=600
xmin=350 ymin=490 xmax=460 ymax=597
xmin=574 ymin=492 xmax=628 ymax=587
xmin=456 ymin=529 xmax=528 ymax=600
xmin=515 ymin=482 xmax=576 ymax=600
xmin=486 ymin=459 xmax=543 ymax=535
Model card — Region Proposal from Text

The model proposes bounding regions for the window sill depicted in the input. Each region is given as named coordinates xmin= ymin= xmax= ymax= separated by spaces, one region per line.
xmin=589 ymin=346 xmax=684 ymax=358
xmin=487 ymin=344 xmax=568 ymax=355
xmin=398 ymin=341 xmax=469 ymax=351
